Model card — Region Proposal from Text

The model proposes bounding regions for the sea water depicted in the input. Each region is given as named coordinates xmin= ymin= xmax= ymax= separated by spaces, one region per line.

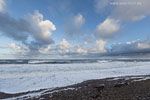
xmin=0 ymin=58 xmax=150 ymax=93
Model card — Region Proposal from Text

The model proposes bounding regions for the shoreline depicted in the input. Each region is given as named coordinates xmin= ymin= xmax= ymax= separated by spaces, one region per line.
xmin=1 ymin=75 xmax=150 ymax=100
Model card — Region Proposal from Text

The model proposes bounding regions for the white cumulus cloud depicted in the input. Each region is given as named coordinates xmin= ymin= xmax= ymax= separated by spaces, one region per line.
xmin=94 ymin=18 xmax=120 ymax=51
xmin=95 ymin=39 xmax=107 ymax=53
xmin=76 ymin=46 xmax=87 ymax=54
xmin=0 ymin=10 xmax=56 ymax=56
xmin=9 ymin=43 xmax=29 ymax=56
xmin=59 ymin=39 xmax=71 ymax=53
xmin=39 ymin=45 xmax=51 ymax=53
xmin=28 ymin=11 xmax=56 ymax=44
xmin=138 ymin=42 xmax=150 ymax=49
xmin=95 ymin=18 xmax=120 ymax=39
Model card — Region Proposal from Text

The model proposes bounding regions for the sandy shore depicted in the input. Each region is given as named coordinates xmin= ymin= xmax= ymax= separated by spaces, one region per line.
xmin=1 ymin=75 xmax=150 ymax=100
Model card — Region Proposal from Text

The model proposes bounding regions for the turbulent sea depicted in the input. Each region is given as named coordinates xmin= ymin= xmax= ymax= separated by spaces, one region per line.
xmin=0 ymin=58 xmax=150 ymax=64
xmin=1 ymin=58 xmax=150 ymax=93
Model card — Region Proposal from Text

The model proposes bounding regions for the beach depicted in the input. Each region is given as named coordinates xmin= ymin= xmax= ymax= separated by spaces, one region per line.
xmin=1 ymin=75 xmax=150 ymax=100
xmin=1 ymin=59 xmax=150 ymax=99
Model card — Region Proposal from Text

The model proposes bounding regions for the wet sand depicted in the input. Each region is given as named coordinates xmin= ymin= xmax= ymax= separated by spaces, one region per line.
xmin=1 ymin=75 xmax=150 ymax=100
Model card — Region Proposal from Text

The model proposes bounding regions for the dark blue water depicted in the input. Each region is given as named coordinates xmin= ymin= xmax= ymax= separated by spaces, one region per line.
xmin=0 ymin=59 xmax=150 ymax=64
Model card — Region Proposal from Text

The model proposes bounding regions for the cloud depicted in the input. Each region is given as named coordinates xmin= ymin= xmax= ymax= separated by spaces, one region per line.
xmin=65 ymin=13 xmax=85 ymax=38
xmin=93 ymin=0 xmax=150 ymax=55
xmin=93 ymin=18 xmax=120 ymax=54
xmin=57 ymin=39 xmax=89 ymax=55
xmin=93 ymin=0 xmax=150 ymax=54
xmin=95 ymin=0 xmax=150 ymax=21
xmin=58 ymin=17 xmax=113 ymax=56
xmin=83 ymin=41 xmax=88 ymax=45
xmin=95 ymin=39 xmax=107 ymax=53
xmin=93 ymin=0 xmax=150 ymax=56
xmin=86 ymin=39 xmax=107 ymax=54
xmin=59 ymin=39 xmax=107 ymax=55
xmin=39 ymin=45 xmax=51 ymax=53
xmin=9 ymin=43 xmax=29 ymax=56
xmin=58 ymin=38 xmax=71 ymax=53
xmin=9 ymin=43 xmax=22 ymax=53
xmin=0 ymin=0 xmax=5 ymax=12
xmin=0 ymin=11 xmax=56 ymax=56
xmin=94 ymin=0 xmax=111 ymax=13
xmin=72 ymin=39 xmax=150 ymax=57
xmin=138 ymin=42 xmax=150 ymax=49
xmin=0 ymin=13 xmax=29 ymax=42
xmin=28 ymin=11 xmax=56 ymax=44
xmin=95 ymin=18 xmax=120 ymax=40
xmin=76 ymin=47 xmax=87 ymax=54
xmin=74 ymin=14 xmax=85 ymax=27
xmin=109 ymin=39 xmax=150 ymax=56
xmin=111 ymin=0 xmax=150 ymax=21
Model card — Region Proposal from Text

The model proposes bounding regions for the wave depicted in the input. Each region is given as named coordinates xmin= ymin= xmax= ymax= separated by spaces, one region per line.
xmin=97 ymin=60 xmax=112 ymax=63
xmin=0 ymin=59 xmax=150 ymax=64
xmin=28 ymin=60 xmax=71 ymax=64
xmin=0 ymin=60 xmax=28 ymax=64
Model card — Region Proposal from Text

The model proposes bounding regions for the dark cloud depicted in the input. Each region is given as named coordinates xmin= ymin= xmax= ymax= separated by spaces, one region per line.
xmin=105 ymin=39 xmax=150 ymax=56
xmin=0 ymin=13 xmax=29 ymax=42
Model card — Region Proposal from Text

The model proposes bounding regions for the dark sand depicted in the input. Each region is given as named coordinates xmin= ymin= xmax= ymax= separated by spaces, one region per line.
xmin=1 ymin=75 xmax=150 ymax=100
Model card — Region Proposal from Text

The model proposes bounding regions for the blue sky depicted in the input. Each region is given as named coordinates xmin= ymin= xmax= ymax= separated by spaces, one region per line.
xmin=0 ymin=0 xmax=150 ymax=58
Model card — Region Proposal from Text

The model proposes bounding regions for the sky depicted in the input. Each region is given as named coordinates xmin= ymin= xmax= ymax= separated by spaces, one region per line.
xmin=0 ymin=0 xmax=150 ymax=59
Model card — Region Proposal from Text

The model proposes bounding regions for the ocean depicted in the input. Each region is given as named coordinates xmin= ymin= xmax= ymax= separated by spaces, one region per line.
xmin=1 ymin=58 xmax=150 ymax=93
xmin=0 ymin=58 xmax=150 ymax=64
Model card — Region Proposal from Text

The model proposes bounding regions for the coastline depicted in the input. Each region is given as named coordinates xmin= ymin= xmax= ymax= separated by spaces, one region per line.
xmin=1 ymin=75 xmax=150 ymax=100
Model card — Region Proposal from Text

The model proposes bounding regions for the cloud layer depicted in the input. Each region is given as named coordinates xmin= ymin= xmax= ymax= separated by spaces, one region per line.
xmin=95 ymin=0 xmax=150 ymax=21
xmin=108 ymin=39 xmax=150 ymax=56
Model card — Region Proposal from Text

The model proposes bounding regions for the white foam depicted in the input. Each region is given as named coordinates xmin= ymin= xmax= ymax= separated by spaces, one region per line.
xmin=1 ymin=61 xmax=150 ymax=93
